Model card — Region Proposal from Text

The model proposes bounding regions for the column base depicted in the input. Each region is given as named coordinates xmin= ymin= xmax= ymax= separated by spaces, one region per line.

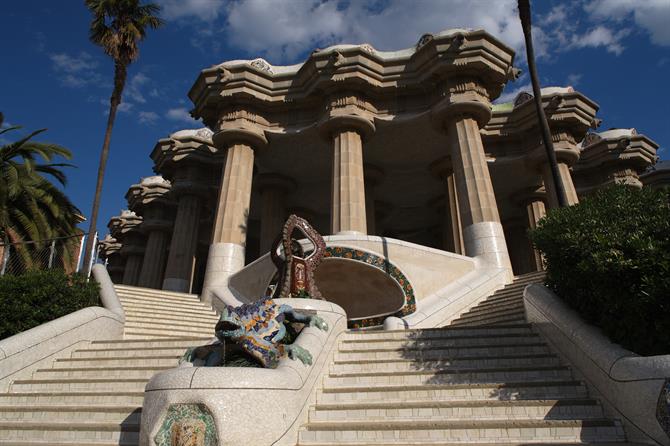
xmin=463 ymin=221 xmax=512 ymax=274
xmin=336 ymin=230 xmax=365 ymax=236
xmin=162 ymin=278 xmax=190 ymax=293
xmin=200 ymin=242 xmax=246 ymax=309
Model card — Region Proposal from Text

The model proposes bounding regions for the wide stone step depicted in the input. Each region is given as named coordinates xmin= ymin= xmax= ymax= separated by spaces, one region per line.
xmin=331 ymin=354 xmax=562 ymax=373
xmin=54 ymin=355 xmax=180 ymax=368
xmin=0 ymin=420 xmax=139 ymax=443
xmin=0 ymin=405 xmax=141 ymax=423
xmin=121 ymin=303 xmax=217 ymax=318
xmin=71 ymin=346 xmax=195 ymax=359
xmin=339 ymin=334 xmax=540 ymax=351
xmin=119 ymin=299 xmax=212 ymax=313
xmin=124 ymin=317 xmax=216 ymax=331
xmin=298 ymin=419 xmax=624 ymax=444
xmin=342 ymin=325 xmax=533 ymax=342
xmin=123 ymin=309 xmax=219 ymax=323
xmin=460 ymin=300 xmax=525 ymax=317
xmin=323 ymin=366 xmax=573 ymax=388
xmin=451 ymin=308 xmax=527 ymax=324
xmin=89 ymin=337 xmax=210 ymax=349
xmin=0 ymin=392 xmax=144 ymax=406
xmin=450 ymin=312 xmax=527 ymax=327
xmin=115 ymin=285 xmax=197 ymax=300
xmin=316 ymin=380 xmax=589 ymax=404
xmin=460 ymin=298 xmax=525 ymax=314
xmin=123 ymin=326 xmax=213 ymax=338
xmin=308 ymin=398 xmax=604 ymax=423
xmin=335 ymin=343 xmax=551 ymax=362
xmin=9 ymin=378 xmax=148 ymax=393
xmin=32 ymin=366 xmax=170 ymax=380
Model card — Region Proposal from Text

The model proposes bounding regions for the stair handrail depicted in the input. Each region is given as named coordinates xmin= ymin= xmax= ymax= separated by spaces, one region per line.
xmin=92 ymin=263 xmax=125 ymax=322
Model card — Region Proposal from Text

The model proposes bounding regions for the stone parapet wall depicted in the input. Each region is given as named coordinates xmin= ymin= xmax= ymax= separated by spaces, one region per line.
xmin=524 ymin=284 xmax=670 ymax=446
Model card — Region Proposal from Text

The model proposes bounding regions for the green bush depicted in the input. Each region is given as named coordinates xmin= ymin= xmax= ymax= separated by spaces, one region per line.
xmin=530 ymin=185 xmax=670 ymax=356
xmin=0 ymin=270 xmax=100 ymax=340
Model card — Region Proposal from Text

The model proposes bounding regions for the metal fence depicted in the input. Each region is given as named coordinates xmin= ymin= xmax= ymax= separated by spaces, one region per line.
xmin=0 ymin=233 xmax=99 ymax=277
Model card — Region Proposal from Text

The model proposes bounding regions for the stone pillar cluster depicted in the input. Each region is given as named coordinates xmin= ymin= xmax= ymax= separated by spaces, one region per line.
xmin=103 ymin=31 xmax=663 ymax=296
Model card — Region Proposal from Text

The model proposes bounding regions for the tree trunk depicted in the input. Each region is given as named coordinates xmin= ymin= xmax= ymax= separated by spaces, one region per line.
xmin=82 ymin=62 xmax=127 ymax=276
xmin=518 ymin=0 xmax=568 ymax=208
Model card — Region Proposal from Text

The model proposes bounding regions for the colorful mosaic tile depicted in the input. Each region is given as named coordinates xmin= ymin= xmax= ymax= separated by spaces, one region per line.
xmin=656 ymin=379 xmax=670 ymax=437
xmin=155 ymin=404 xmax=217 ymax=446
xmin=324 ymin=246 xmax=416 ymax=328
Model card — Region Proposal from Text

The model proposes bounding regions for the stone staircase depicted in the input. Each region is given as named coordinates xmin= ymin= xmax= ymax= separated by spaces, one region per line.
xmin=0 ymin=285 xmax=217 ymax=445
xmin=297 ymin=271 xmax=629 ymax=445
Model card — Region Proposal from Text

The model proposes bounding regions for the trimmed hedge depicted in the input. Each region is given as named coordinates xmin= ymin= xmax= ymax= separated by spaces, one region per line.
xmin=530 ymin=185 xmax=670 ymax=356
xmin=0 ymin=270 xmax=100 ymax=340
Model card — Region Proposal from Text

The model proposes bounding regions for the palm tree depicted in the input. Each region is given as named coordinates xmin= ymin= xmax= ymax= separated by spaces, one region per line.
xmin=0 ymin=124 xmax=83 ymax=271
xmin=82 ymin=0 xmax=163 ymax=275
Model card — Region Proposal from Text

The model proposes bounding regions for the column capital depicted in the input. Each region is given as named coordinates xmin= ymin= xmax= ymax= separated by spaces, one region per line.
xmin=213 ymin=107 xmax=269 ymax=149
xmin=431 ymin=78 xmax=492 ymax=130
xmin=318 ymin=93 xmax=376 ymax=141
xmin=255 ymin=173 xmax=297 ymax=194
xmin=512 ymin=185 xmax=547 ymax=207
xmin=526 ymin=130 xmax=581 ymax=170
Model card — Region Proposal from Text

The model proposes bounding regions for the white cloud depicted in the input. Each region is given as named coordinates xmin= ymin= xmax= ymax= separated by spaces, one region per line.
xmin=165 ymin=107 xmax=198 ymax=123
xmin=157 ymin=0 xmax=224 ymax=21
xmin=585 ymin=0 xmax=670 ymax=46
xmin=567 ymin=73 xmax=583 ymax=86
xmin=138 ymin=111 xmax=159 ymax=124
xmin=569 ymin=25 xmax=630 ymax=55
xmin=125 ymin=72 xmax=150 ymax=104
xmin=496 ymin=82 xmax=531 ymax=104
xmin=49 ymin=52 xmax=97 ymax=73
xmin=216 ymin=0 xmax=533 ymax=63
xmin=49 ymin=51 xmax=103 ymax=87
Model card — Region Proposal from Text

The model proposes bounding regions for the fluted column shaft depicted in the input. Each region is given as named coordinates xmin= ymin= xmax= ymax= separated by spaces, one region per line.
xmin=201 ymin=142 xmax=255 ymax=305
xmin=138 ymin=230 xmax=169 ymax=288
xmin=447 ymin=116 xmax=511 ymax=270
xmin=526 ymin=198 xmax=547 ymax=271
xmin=446 ymin=173 xmax=464 ymax=254
xmin=331 ymin=130 xmax=367 ymax=234
xmin=163 ymin=194 xmax=202 ymax=292
xmin=122 ymin=254 xmax=143 ymax=286
xmin=543 ymin=163 xmax=579 ymax=208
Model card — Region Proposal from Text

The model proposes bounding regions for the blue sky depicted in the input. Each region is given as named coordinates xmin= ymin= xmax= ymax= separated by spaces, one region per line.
xmin=1 ymin=0 xmax=669 ymax=239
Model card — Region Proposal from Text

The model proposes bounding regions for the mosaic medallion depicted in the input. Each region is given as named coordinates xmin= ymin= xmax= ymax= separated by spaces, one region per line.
xmin=656 ymin=379 xmax=670 ymax=437
xmin=155 ymin=404 xmax=217 ymax=446
xmin=324 ymin=247 xmax=416 ymax=328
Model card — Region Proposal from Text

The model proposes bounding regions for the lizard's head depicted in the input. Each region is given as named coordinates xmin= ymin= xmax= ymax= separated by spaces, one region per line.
xmin=215 ymin=306 xmax=245 ymax=340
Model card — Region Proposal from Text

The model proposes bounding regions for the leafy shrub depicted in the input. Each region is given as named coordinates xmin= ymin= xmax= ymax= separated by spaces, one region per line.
xmin=0 ymin=270 xmax=100 ymax=339
xmin=530 ymin=185 xmax=670 ymax=356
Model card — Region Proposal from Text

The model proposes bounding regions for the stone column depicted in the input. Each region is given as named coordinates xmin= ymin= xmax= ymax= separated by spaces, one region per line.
xmin=364 ymin=165 xmax=384 ymax=236
xmin=525 ymin=197 xmax=546 ymax=271
xmin=257 ymin=174 xmax=295 ymax=255
xmin=330 ymin=130 xmax=367 ymax=234
xmin=138 ymin=228 xmax=170 ymax=289
xmin=201 ymin=126 xmax=267 ymax=305
xmin=163 ymin=166 xmax=207 ymax=293
xmin=429 ymin=157 xmax=465 ymax=254
xmin=446 ymin=173 xmax=464 ymax=254
xmin=320 ymin=93 xmax=375 ymax=235
xmin=122 ymin=253 xmax=143 ymax=286
xmin=433 ymin=81 xmax=511 ymax=271
xmin=542 ymin=162 xmax=579 ymax=208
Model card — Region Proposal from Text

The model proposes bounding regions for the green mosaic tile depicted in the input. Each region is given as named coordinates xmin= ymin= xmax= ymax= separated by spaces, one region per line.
xmin=155 ymin=404 xmax=217 ymax=446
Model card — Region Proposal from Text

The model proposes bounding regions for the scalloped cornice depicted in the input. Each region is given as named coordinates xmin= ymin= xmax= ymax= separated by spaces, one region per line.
xmin=188 ymin=29 xmax=516 ymax=129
